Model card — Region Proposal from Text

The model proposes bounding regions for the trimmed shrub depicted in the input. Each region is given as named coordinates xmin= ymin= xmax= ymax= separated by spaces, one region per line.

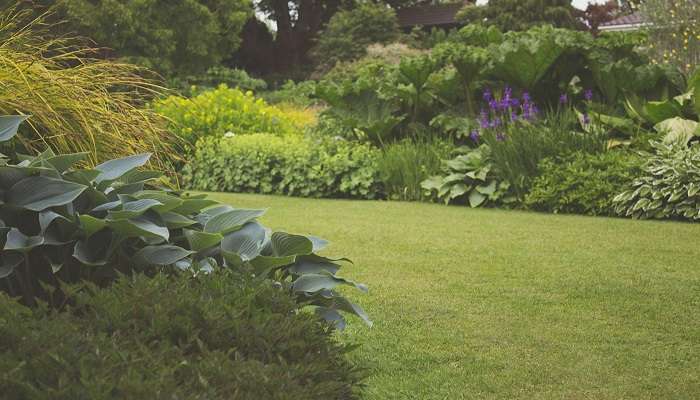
xmin=153 ymin=85 xmax=304 ymax=147
xmin=0 ymin=272 xmax=364 ymax=399
xmin=183 ymin=135 xmax=381 ymax=199
xmin=614 ymin=141 xmax=700 ymax=221
xmin=525 ymin=151 xmax=642 ymax=216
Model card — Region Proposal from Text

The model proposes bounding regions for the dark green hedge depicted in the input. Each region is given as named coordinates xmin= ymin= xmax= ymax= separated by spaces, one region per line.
xmin=0 ymin=272 xmax=364 ymax=400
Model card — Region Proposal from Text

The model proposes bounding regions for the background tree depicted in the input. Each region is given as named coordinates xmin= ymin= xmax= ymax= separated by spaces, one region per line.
xmin=310 ymin=3 xmax=399 ymax=73
xmin=581 ymin=0 xmax=619 ymax=35
xmin=457 ymin=0 xmax=585 ymax=32
xmin=6 ymin=0 xmax=251 ymax=78
xmin=637 ymin=0 xmax=699 ymax=73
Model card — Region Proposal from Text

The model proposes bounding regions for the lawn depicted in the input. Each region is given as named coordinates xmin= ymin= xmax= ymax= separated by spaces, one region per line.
xmin=208 ymin=192 xmax=700 ymax=400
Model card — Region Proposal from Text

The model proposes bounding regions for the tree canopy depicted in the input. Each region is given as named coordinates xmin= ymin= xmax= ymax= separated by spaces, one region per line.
xmin=457 ymin=0 xmax=585 ymax=32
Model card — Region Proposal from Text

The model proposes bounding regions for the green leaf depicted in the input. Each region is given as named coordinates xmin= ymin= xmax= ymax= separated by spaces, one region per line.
xmin=476 ymin=180 xmax=497 ymax=196
xmin=644 ymin=100 xmax=682 ymax=124
xmin=468 ymin=191 xmax=487 ymax=208
xmin=160 ymin=212 xmax=196 ymax=229
xmin=4 ymin=228 xmax=44 ymax=252
xmin=94 ymin=153 xmax=151 ymax=184
xmin=108 ymin=215 xmax=169 ymax=241
xmin=7 ymin=176 xmax=86 ymax=211
xmin=171 ymin=198 xmax=219 ymax=215
xmin=271 ymin=232 xmax=313 ymax=257
xmin=134 ymin=245 xmax=193 ymax=266
xmin=292 ymin=272 xmax=368 ymax=293
xmin=656 ymin=117 xmax=699 ymax=145
xmin=134 ymin=191 xmax=183 ymax=213
xmin=0 ymin=115 xmax=29 ymax=142
xmin=108 ymin=199 xmax=163 ymax=220
xmin=79 ymin=214 xmax=107 ymax=238
xmin=44 ymin=153 xmax=89 ymax=173
xmin=289 ymin=254 xmax=343 ymax=276
xmin=72 ymin=230 xmax=115 ymax=266
xmin=184 ymin=229 xmax=223 ymax=252
xmin=0 ymin=251 xmax=23 ymax=279
xmin=220 ymin=222 xmax=266 ymax=262
xmin=204 ymin=208 xmax=265 ymax=234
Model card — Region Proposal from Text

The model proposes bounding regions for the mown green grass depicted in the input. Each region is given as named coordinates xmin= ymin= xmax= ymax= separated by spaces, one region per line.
xmin=207 ymin=192 xmax=700 ymax=400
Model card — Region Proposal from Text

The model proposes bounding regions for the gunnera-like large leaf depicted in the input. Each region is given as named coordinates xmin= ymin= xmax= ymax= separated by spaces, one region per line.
xmin=6 ymin=176 xmax=86 ymax=211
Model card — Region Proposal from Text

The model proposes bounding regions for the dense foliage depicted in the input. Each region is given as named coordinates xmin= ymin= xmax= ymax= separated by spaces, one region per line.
xmin=311 ymin=3 xmax=399 ymax=73
xmin=614 ymin=141 xmax=700 ymax=221
xmin=457 ymin=0 xmax=585 ymax=32
xmin=638 ymin=0 xmax=699 ymax=72
xmin=0 ymin=272 xmax=364 ymax=399
xmin=44 ymin=0 xmax=251 ymax=77
xmin=525 ymin=151 xmax=642 ymax=216
xmin=0 ymin=9 xmax=179 ymax=172
xmin=184 ymin=135 xmax=381 ymax=200
xmin=153 ymin=85 xmax=303 ymax=148
xmin=421 ymin=144 xmax=514 ymax=207
xmin=0 ymin=116 xmax=369 ymax=327
xmin=171 ymin=67 xmax=268 ymax=96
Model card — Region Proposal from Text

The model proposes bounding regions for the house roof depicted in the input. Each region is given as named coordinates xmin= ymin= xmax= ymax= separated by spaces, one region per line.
xmin=599 ymin=11 xmax=647 ymax=31
xmin=396 ymin=1 xmax=472 ymax=28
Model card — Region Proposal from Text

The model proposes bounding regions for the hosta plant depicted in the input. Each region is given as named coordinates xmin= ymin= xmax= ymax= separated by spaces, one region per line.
xmin=421 ymin=144 xmax=513 ymax=207
xmin=613 ymin=141 xmax=700 ymax=221
xmin=0 ymin=116 xmax=370 ymax=328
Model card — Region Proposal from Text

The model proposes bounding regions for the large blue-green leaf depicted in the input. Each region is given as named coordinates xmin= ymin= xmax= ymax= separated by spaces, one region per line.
xmin=4 ymin=228 xmax=44 ymax=252
xmin=184 ymin=229 xmax=223 ymax=252
xmin=108 ymin=214 xmax=169 ymax=241
xmin=7 ymin=176 xmax=86 ymax=211
xmin=161 ymin=212 xmax=196 ymax=229
xmin=0 ymin=251 xmax=23 ymax=278
xmin=0 ymin=115 xmax=29 ymax=142
xmin=134 ymin=191 xmax=183 ymax=213
xmin=94 ymin=153 xmax=151 ymax=184
xmin=220 ymin=222 xmax=266 ymax=263
xmin=73 ymin=230 xmax=115 ymax=266
xmin=289 ymin=254 xmax=344 ymax=276
xmin=171 ymin=198 xmax=219 ymax=215
xmin=78 ymin=214 xmax=107 ymax=238
xmin=292 ymin=272 xmax=368 ymax=294
xmin=204 ymin=209 xmax=266 ymax=234
xmin=271 ymin=232 xmax=313 ymax=257
xmin=44 ymin=153 xmax=89 ymax=173
xmin=107 ymin=199 xmax=163 ymax=220
xmin=315 ymin=307 xmax=347 ymax=330
xmin=134 ymin=245 xmax=193 ymax=266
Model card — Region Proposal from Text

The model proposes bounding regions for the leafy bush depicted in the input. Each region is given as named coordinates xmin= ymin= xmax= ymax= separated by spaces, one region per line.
xmin=261 ymin=80 xmax=319 ymax=107
xmin=311 ymin=3 xmax=399 ymax=73
xmin=0 ymin=116 xmax=369 ymax=327
xmin=153 ymin=85 xmax=303 ymax=147
xmin=183 ymin=135 xmax=381 ymax=199
xmin=613 ymin=141 xmax=700 ymax=221
xmin=171 ymin=66 xmax=268 ymax=96
xmin=0 ymin=272 xmax=364 ymax=399
xmin=377 ymin=139 xmax=451 ymax=201
xmin=525 ymin=151 xmax=642 ymax=216
xmin=0 ymin=8 xmax=179 ymax=172
xmin=421 ymin=145 xmax=514 ymax=207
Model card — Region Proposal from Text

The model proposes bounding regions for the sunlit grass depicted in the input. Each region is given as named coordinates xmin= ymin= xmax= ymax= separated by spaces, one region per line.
xmin=210 ymin=192 xmax=700 ymax=400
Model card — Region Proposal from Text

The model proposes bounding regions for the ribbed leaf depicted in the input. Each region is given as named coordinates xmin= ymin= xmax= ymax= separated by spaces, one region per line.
xmin=108 ymin=214 xmax=169 ymax=241
xmin=7 ymin=176 xmax=86 ymax=211
xmin=134 ymin=245 xmax=193 ymax=266
xmin=271 ymin=232 xmax=313 ymax=257
xmin=292 ymin=272 xmax=368 ymax=294
xmin=44 ymin=153 xmax=89 ymax=173
xmin=79 ymin=214 xmax=107 ymax=238
xmin=161 ymin=212 xmax=196 ymax=229
xmin=184 ymin=229 xmax=223 ymax=252
xmin=204 ymin=209 xmax=265 ymax=234
xmin=171 ymin=198 xmax=219 ymax=215
xmin=108 ymin=199 xmax=163 ymax=220
xmin=289 ymin=254 xmax=342 ymax=276
xmin=0 ymin=251 xmax=23 ymax=278
xmin=94 ymin=153 xmax=151 ymax=184
xmin=220 ymin=222 xmax=266 ymax=262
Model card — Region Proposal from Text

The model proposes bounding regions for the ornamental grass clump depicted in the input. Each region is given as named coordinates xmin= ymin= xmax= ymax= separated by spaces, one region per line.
xmin=0 ymin=8 xmax=180 ymax=172
xmin=0 ymin=116 xmax=370 ymax=329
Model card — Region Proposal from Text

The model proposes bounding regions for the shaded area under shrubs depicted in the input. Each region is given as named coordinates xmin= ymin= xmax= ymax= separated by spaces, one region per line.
xmin=0 ymin=272 xmax=364 ymax=400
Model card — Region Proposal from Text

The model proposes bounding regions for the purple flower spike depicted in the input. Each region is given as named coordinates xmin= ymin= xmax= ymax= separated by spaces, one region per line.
xmin=559 ymin=93 xmax=568 ymax=104
xmin=488 ymin=99 xmax=498 ymax=111
xmin=522 ymin=92 xmax=531 ymax=103
xmin=510 ymin=98 xmax=520 ymax=108
xmin=504 ymin=86 xmax=512 ymax=99
xmin=496 ymin=132 xmax=506 ymax=141
xmin=584 ymin=89 xmax=593 ymax=101
xmin=511 ymin=111 xmax=518 ymax=121
xmin=470 ymin=129 xmax=480 ymax=142
xmin=493 ymin=117 xmax=502 ymax=127
xmin=483 ymin=89 xmax=492 ymax=102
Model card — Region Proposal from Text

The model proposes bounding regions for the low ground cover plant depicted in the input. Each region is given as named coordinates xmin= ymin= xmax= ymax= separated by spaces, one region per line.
xmin=525 ymin=150 xmax=642 ymax=216
xmin=183 ymin=134 xmax=381 ymax=199
xmin=0 ymin=272 xmax=364 ymax=399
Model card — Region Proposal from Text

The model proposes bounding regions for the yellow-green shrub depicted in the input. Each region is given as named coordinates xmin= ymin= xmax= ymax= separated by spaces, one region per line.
xmin=154 ymin=85 xmax=306 ymax=146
